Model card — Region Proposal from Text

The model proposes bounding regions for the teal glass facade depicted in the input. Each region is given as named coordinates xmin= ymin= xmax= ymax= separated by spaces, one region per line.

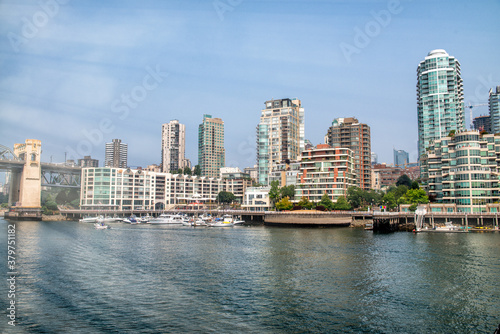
xmin=417 ymin=49 xmax=464 ymax=160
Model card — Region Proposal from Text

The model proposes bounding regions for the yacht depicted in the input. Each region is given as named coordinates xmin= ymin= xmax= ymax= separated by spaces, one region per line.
xmin=150 ymin=214 xmax=184 ymax=224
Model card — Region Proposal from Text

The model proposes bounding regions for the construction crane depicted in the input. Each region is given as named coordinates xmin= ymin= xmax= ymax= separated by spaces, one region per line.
xmin=465 ymin=102 xmax=488 ymax=129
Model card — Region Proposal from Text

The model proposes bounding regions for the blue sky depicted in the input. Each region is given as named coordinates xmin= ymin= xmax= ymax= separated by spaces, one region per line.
xmin=1 ymin=0 xmax=499 ymax=171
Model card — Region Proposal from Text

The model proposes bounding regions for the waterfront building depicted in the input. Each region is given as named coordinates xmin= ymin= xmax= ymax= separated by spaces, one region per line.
xmin=241 ymin=186 xmax=272 ymax=212
xmin=393 ymin=149 xmax=409 ymax=167
xmin=489 ymin=86 xmax=500 ymax=134
xmin=295 ymin=144 xmax=356 ymax=203
xmin=80 ymin=167 xmax=250 ymax=210
xmin=77 ymin=155 xmax=99 ymax=168
xmin=104 ymin=139 xmax=128 ymax=168
xmin=473 ymin=115 xmax=491 ymax=133
xmin=161 ymin=120 xmax=188 ymax=173
xmin=417 ymin=49 xmax=464 ymax=159
xmin=420 ymin=130 xmax=500 ymax=213
xmin=198 ymin=114 xmax=225 ymax=178
xmin=325 ymin=117 xmax=371 ymax=190
xmin=257 ymin=98 xmax=305 ymax=186
xmin=268 ymin=161 xmax=300 ymax=187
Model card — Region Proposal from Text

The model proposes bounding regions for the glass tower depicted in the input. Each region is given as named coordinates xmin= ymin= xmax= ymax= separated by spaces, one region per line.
xmin=256 ymin=98 xmax=304 ymax=185
xmin=417 ymin=49 xmax=464 ymax=159
xmin=489 ymin=86 xmax=500 ymax=134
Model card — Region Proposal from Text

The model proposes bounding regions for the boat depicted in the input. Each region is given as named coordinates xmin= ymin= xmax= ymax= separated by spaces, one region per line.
xmin=417 ymin=221 xmax=467 ymax=233
xmin=224 ymin=214 xmax=244 ymax=225
xmin=150 ymin=214 xmax=184 ymax=224
xmin=79 ymin=216 xmax=101 ymax=223
xmin=208 ymin=217 xmax=234 ymax=227
xmin=123 ymin=216 xmax=139 ymax=224
xmin=101 ymin=216 xmax=123 ymax=223
xmin=137 ymin=215 xmax=151 ymax=223
xmin=94 ymin=222 xmax=109 ymax=229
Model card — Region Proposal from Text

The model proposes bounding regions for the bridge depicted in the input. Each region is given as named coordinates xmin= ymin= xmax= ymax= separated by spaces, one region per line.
xmin=1 ymin=140 xmax=81 ymax=220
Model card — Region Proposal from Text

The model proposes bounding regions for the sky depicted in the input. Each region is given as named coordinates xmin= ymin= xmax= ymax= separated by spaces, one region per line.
xmin=1 ymin=0 xmax=499 ymax=172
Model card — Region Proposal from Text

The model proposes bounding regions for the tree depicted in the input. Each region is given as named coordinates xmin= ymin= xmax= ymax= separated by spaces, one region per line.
xmin=382 ymin=192 xmax=397 ymax=210
xmin=347 ymin=187 xmax=364 ymax=209
xmin=411 ymin=181 xmax=419 ymax=190
xmin=318 ymin=192 xmax=334 ymax=210
xmin=333 ymin=196 xmax=351 ymax=210
xmin=268 ymin=180 xmax=280 ymax=205
xmin=183 ymin=166 xmax=192 ymax=175
xmin=398 ymin=189 xmax=429 ymax=206
xmin=396 ymin=174 xmax=412 ymax=188
xmin=193 ymin=165 xmax=201 ymax=176
xmin=297 ymin=197 xmax=311 ymax=209
xmin=216 ymin=191 xmax=236 ymax=205
xmin=275 ymin=197 xmax=293 ymax=211
xmin=280 ymin=185 xmax=295 ymax=200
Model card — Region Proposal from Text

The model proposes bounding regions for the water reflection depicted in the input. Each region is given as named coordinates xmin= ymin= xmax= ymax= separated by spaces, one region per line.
xmin=1 ymin=220 xmax=498 ymax=333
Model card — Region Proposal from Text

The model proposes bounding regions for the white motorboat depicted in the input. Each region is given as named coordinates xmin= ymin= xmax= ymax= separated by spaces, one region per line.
xmin=137 ymin=216 xmax=151 ymax=223
xmin=123 ymin=216 xmax=139 ymax=224
xmin=94 ymin=222 xmax=109 ymax=229
xmin=150 ymin=214 xmax=184 ymax=224
xmin=79 ymin=216 xmax=101 ymax=223
xmin=102 ymin=216 xmax=123 ymax=223
xmin=209 ymin=217 xmax=233 ymax=227
xmin=223 ymin=214 xmax=244 ymax=225
xmin=418 ymin=221 xmax=467 ymax=233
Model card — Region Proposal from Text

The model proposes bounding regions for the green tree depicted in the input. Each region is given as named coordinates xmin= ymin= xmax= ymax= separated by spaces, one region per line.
xmin=216 ymin=191 xmax=236 ymax=205
xmin=319 ymin=192 xmax=334 ymax=210
xmin=193 ymin=165 xmax=201 ymax=176
xmin=183 ymin=166 xmax=192 ymax=175
xmin=399 ymin=189 xmax=429 ymax=206
xmin=297 ymin=196 xmax=311 ymax=209
xmin=280 ymin=185 xmax=295 ymax=200
xmin=347 ymin=187 xmax=364 ymax=209
xmin=382 ymin=192 xmax=397 ymax=210
xmin=396 ymin=174 xmax=412 ymax=188
xmin=275 ymin=197 xmax=293 ymax=211
xmin=394 ymin=185 xmax=409 ymax=202
xmin=411 ymin=181 xmax=419 ymax=190
xmin=268 ymin=180 xmax=281 ymax=205
xmin=333 ymin=196 xmax=351 ymax=210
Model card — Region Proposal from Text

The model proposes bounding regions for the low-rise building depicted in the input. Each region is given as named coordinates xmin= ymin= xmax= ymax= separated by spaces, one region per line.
xmin=421 ymin=130 xmax=500 ymax=213
xmin=80 ymin=167 xmax=249 ymax=211
xmin=241 ymin=186 xmax=271 ymax=211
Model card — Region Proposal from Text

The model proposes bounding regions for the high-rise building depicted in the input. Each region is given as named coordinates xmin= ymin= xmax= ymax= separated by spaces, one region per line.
xmin=198 ymin=114 xmax=225 ymax=178
xmin=257 ymin=98 xmax=305 ymax=185
xmin=417 ymin=49 xmax=464 ymax=159
xmin=161 ymin=120 xmax=187 ymax=173
xmin=325 ymin=117 xmax=371 ymax=190
xmin=489 ymin=86 xmax=500 ymax=134
xmin=295 ymin=144 xmax=356 ymax=202
xmin=371 ymin=152 xmax=378 ymax=165
xmin=104 ymin=139 xmax=127 ymax=168
xmin=421 ymin=130 xmax=500 ymax=213
xmin=473 ymin=115 xmax=491 ymax=133
xmin=78 ymin=155 xmax=99 ymax=168
xmin=393 ymin=149 xmax=409 ymax=167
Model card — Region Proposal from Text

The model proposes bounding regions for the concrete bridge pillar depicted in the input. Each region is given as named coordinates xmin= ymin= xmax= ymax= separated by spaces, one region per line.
xmin=6 ymin=139 xmax=42 ymax=220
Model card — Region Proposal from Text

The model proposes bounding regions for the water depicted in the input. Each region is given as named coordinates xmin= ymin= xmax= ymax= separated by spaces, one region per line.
xmin=1 ymin=219 xmax=499 ymax=333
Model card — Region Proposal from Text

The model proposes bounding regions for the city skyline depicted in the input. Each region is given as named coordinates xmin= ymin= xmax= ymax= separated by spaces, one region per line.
xmin=1 ymin=0 xmax=499 ymax=170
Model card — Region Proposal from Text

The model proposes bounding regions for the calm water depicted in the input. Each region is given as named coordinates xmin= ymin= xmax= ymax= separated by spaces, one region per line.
xmin=1 ymin=219 xmax=499 ymax=333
